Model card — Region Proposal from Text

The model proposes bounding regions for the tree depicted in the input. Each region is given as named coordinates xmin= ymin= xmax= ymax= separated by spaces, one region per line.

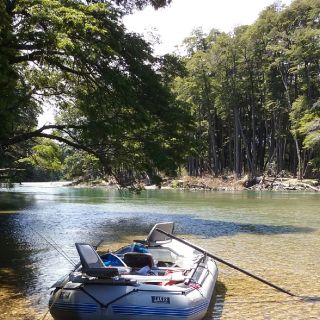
xmin=18 ymin=138 xmax=64 ymax=181
xmin=174 ymin=28 xmax=222 ymax=177
xmin=0 ymin=0 xmax=191 ymax=186
xmin=173 ymin=0 xmax=320 ymax=181
xmin=63 ymin=150 xmax=102 ymax=180
xmin=296 ymin=99 xmax=320 ymax=177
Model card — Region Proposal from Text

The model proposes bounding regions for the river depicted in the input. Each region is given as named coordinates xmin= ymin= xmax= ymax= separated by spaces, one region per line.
xmin=0 ymin=183 xmax=319 ymax=319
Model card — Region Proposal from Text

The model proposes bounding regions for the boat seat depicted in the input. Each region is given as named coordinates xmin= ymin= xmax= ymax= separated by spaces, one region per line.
xmin=75 ymin=243 xmax=128 ymax=278
xmin=124 ymin=252 xmax=154 ymax=268
xmin=75 ymin=242 xmax=106 ymax=269
xmin=146 ymin=222 xmax=174 ymax=246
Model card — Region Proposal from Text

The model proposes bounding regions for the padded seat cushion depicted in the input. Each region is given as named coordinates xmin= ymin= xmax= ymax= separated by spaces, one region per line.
xmin=124 ymin=252 xmax=154 ymax=268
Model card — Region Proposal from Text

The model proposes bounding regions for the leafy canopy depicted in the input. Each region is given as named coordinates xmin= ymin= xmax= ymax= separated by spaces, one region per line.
xmin=0 ymin=0 xmax=191 ymax=185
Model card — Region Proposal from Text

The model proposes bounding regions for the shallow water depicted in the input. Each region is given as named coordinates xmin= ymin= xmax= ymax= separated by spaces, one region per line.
xmin=0 ymin=183 xmax=319 ymax=319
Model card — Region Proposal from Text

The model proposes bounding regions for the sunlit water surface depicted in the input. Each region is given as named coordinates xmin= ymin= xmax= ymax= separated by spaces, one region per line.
xmin=0 ymin=183 xmax=319 ymax=319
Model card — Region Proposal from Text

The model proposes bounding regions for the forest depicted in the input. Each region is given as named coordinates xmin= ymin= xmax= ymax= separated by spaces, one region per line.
xmin=0 ymin=0 xmax=319 ymax=187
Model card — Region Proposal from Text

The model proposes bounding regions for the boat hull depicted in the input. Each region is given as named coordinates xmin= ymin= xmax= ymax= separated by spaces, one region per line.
xmin=49 ymin=223 xmax=218 ymax=320
xmin=50 ymin=259 xmax=217 ymax=320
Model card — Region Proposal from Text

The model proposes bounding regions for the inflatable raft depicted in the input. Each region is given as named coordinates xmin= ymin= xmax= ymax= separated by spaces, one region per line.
xmin=49 ymin=222 xmax=218 ymax=320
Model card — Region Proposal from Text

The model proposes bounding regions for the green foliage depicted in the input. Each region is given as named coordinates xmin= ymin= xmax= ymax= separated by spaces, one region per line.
xmin=112 ymin=0 xmax=172 ymax=13
xmin=63 ymin=151 xmax=101 ymax=180
xmin=0 ymin=0 xmax=190 ymax=186
xmin=2 ymin=0 xmax=320 ymax=184
xmin=299 ymin=100 xmax=320 ymax=149
xmin=290 ymin=96 xmax=309 ymax=134
xmin=19 ymin=139 xmax=63 ymax=173
xmin=174 ymin=0 xmax=320 ymax=178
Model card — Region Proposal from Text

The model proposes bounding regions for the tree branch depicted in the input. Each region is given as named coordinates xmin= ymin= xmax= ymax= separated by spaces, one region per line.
xmin=1 ymin=124 xmax=85 ymax=147
xmin=36 ymin=132 xmax=113 ymax=175
xmin=9 ymin=51 xmax=43 ymax=64
xmin=36 ymin=132 xmax=93 ymax=153
xmin=9 ymin=50 xmax=67 ymax=64
xmin=46 ymin=58 xmax=88 ymax=76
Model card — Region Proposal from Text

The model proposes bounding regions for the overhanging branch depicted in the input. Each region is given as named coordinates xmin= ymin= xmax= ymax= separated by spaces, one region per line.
xmin=9 ymin=50 xmax=66 ymax=64
xmin=37 ymin=132 xmax=113 ymax=175
xmin=1 ymin=124 xmax=84 ymax=147
xmin=1 ymin=124 xmax=113 ymax=175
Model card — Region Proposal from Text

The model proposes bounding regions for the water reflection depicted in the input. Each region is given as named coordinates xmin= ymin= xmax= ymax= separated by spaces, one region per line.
xmin=0 ymin=192 xmax=34 ymax=213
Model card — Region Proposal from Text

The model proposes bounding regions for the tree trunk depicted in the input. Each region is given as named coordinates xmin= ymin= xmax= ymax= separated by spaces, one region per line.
xmin=233 ymin=106 xmax=241 ymax=178
xmin=278 ymin=63 xmax=302 ymax=179
xmin=201 ymin=68 xmax=219 ymax=176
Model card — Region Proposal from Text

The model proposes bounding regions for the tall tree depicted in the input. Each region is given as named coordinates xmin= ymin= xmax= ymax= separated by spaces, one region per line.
xmin=174 ymin=0 xmax=320 ymax=180
xmin=175 ymin=28 xmax=222 ymax=176
xmin=0 ymin=0 xmax=191 ymax=186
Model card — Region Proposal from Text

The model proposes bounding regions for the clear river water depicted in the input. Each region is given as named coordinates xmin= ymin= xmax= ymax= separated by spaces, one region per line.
xmin=0 ymin=183 xmax=319 ymax=319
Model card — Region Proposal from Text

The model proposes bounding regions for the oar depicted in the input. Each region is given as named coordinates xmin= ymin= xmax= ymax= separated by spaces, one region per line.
xmin=94 ymin=239 xmax=104 ymax=250
xmin=156 ymin=228 xmax=320 ymax=302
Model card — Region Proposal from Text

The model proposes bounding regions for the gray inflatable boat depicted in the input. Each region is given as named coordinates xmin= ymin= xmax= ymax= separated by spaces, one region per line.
xmin=49 ymin=222 xmax=218 ymax=320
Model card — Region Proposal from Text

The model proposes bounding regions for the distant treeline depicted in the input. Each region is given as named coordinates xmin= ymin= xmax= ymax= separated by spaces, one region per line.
xmin=174 ymin=0 xmax=320 ymax=181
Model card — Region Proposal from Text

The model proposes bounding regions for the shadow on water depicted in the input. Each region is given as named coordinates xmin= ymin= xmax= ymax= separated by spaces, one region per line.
xmin=0 ymin=192 xmax=39 ymax=296
xmin=0 ymin=192 xmax=34 ymax=212
xmin=0 ymin=214 xmax=38 ymax=295
xmin=102 ymin=216 xmax=315 ymax=242
xmin=203 ymin=280 xmax=227 ymax=320
xmin=180 ymin=217 xmax=315 ymax=237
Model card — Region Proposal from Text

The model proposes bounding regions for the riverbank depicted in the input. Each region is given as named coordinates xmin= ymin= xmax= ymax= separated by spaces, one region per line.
xmin=63 ymin=175 xmax=320 ymax=192
xmin=164 ymin=175 xmax=320 ymax=192
xmin=0 ymin=284 xmax=38 ymax=320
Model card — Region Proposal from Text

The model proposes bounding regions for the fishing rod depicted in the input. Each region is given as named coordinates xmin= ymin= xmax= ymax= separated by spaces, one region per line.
xmin=33 ymin=231 xmax=105 ymax=320
xmin=156 ymin=228 xmax=320 ymax=302
xmin=30 ymin=227 xmax=77 ymax=320
xmin=31 ymin=225 xmax=105 ymax=267
xmin=30 ymin=226 xmax=76 ymax=267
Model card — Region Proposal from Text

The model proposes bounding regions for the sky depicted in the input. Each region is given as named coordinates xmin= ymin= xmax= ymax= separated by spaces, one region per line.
xmin=123 ymin=0 xmax=293 ymax=55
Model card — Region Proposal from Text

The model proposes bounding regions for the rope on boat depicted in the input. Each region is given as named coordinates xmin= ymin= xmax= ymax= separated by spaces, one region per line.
xmin=155 ymin=229 xmax=320 ymax=303
xmin=78 ymin=286 xmax=188 ymax=311
xmin=80 ymin=287 xmax=140 ymax=309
